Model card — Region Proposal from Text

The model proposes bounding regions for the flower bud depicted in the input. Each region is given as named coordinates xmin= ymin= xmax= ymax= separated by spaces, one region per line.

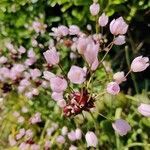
xmin=113 ymin=71 xmax=126 ymax=84
xmin=90 ymin=3 xmax=100 ymax=16
xmin=67 ymin=65 xmax=86 ymax=84
xmin=69 ymin=145 xmax=78 ymax=150
xmin=85 ymin=131 xmax=98 ymax=147
xmin=57 ymin=99 xmax=66 ymax=108
xmin=114 ymin=35 xmax=125 ymax=45
xmin=112 ymin=119 xmax=131 ymax=136
xmin=75 ymin=128 xmax=82 ymax=140
xmin=68 ymin=131 xmax=76 ymax=141
xmin=69 ymin=25 xmax=80 ymax=35
xmin=110 ymin=17 xmax=128 ymax=35
xmin=56 ymin=135 xmax=65 ymax=144
xmin=106 ymin=82 xmax=120 ymax=95
xmin=131 ymin=56 xmax=149 ymax=72
xmin=52 ymin=92 xmax=63 ymax=101
xmin=61 ymin=126 xmax=68 ymax=136
xmin=138 ymin=103 xmax=150 ymax=117
xmin=43 ymin=48 xmax=59 ymax=66
xmin=98 ymin=13 xmax=108 ymax=27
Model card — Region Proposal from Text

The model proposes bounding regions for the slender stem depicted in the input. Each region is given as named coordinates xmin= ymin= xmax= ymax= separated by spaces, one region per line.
xmin=125 ymin=47 xmax=139 ymax=93
xmin=125 ymin=143 xmax=150 ymax=149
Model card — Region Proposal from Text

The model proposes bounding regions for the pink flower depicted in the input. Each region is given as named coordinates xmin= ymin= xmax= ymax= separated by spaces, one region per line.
xmin=43 ymin=71 xmax=55 ymax=81
xmin=52 ymin=25 xmax=69 ymax=37
xmin=131 ymin=56 xmax=149 ymax=72
xmin=0 ymin=56 xmax=7 ymax=64
xmin=68 ymin=131 xmax=77 ymax=141
xmin=85 ymin=131 xmax=98 ymax=147
xmin=61 ymin=126 xmax=68 ymax=136
xmin=107 ymin=82 xmax=120 ymax=95
xmin=28 ymin=49 xmax=36 ymax=58
xmin=84 ymin=43 xmax=99 ymax=70
xmin=32 ymin=21 xmax=46 ymax=33
xmin=30 ymin=69 xmax=41 ymax=80
xmin=30 ymin=112 xmax=42 ymax=124
xmin=112 ymin=119 xmax=131 ymax=136
xmin=50 ymin=76 xmax=67 ymax=92
xmin=18 ymin=46 xmax=26 ymax=54
xmin=77 ymin=37 xmax=87 ymax=54
xmin=75 ymin=128 xmax=82 ymax=140
xmin=114 ymin=35 xmax=125 ymax=45
xmin=113 ymin=71 xmax=126 ymax=84
xmin=56 ymin=135 xmax=65 ymax=144
xmin=69 ymin=25 xmax=80 ymax=35
xmin=68 ymin=65 xmax=86 ymax=84
xmin=16 ymin=128 xmax=25 ymax=140
xmin=89 ymin=3 xmax=100 ymax=16
xmin=57 ymin=99 xmax=66 ymax=108
xmin=30 ymin=144 xmax=40 ymax=150
xmin=110 ymin=17 xmax=128 ymax=35
xmin=52 ymin=92 xmax=63 ymax=101
xmin=138 ymin=103 xmax=150 ymax=117
xmin=69 ymin=145 xmax=78 ymax=150
xmin=43 ymin=48 xmax=59 ymax=65
xmin=98 ymin=13 xmax=108 ymax=27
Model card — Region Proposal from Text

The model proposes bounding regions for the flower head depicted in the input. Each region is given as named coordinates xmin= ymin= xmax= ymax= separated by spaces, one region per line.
xmin=138 ymin=103 xmax=150 ymax=117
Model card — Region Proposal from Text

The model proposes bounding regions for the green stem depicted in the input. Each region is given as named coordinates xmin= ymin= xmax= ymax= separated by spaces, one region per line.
xmin=125 ymin=47 xmax=139 ymax=94
xmin=125 ymin=143 xmax=150 ymax=150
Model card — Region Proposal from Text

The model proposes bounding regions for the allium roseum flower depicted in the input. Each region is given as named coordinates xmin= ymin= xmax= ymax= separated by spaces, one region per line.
xmin=106 ymin=82 xmax=120 ymax=95
xmin=52 ymin=25 xmax=69 ymax=37
xmin=114 ymin=35 xmax=126 ymax=45
xmin=18 ymin=46 xmax=26 ymax=54
xmin=0 ymin=56 xmax=7 ymax=64
xmin=89 ymin=3 xmax=100 ymax=16
xmin=138 ymin=103 xmax=150 ymax=117
xmin=69 ymin=145 xmax=78 ymax=150
xmin=51 ymin=92 xmax=63 ymax=101
xmin=30 ymin=69 xmax=41 ymax=80
xmin=57 ymin=99 xmax=66 ymax=108
xmin=75 ymin=128 xmax=82 ymax=140
xmin=113 ymin=71 xmax=126 ymax=84
xmin=110 ymin=17 xmax=128 ymax=35
xmin=50 ymin=76 xmax=68 ymax=92
xmin=112 ymin=119 xmax=131 ymax=136
xmin=131 ymin=56 xmax=149 ymax=72
xmin=98 ymin=13 xmax=109 ymax=27
xmin=43 ymin=71 xmax=55 ymax=81
xmin=30 ymin=112 xmax=42 ymax=124
xmin=67 ymin=65 xmax=86 ymax=84
xmin=68 ymin=131 xmax=77 ymax=141
xmin=61 ymin=126 xmax=68 ymax=136
xmin=69 ymin=25 xmax=80 ymax=35
xmin=56 ymin=135 xmax=65 ymax=144
xmin=43 ymin=48 xmax=59 ymax=66
xmin=85 ymin=131 xmax=98 ymax=147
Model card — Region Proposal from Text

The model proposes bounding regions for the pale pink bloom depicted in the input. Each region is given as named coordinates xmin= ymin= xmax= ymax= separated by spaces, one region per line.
xmin=30 ymin=112 xmax=42 ymax=124
xmin=112 ymin=119 xmax=131 ymax=136
xmin=110 ymin=17 xmax=128 ymax=35
xmin=13 ymin=111 xmax=20 ymax=117
xmin=77 ymin=37 xmax=87 ymax=54
xmin=67 ymin=65 xmax=86 ymax=84
xmin=32 ymin=88 xmax=39 ymax=96
xmin=19 ymin=142 xmax=30 ymax=150
xmin=69 ymin=145 xmax=78 ymax=150
xmin=107 ymin=82 xmax=120 ymax=95
xmin=18 ymin=46 xmax=26 ymax=54
xmin=41 ymin=80 xmax=49 ymax=88
xmin=61 ymin=126 xmax=68 ymax=136
xmin=114 ymin=35 xmax=125 ymax=45
xmin=9 ymin=135 xmax=17 ymax=146
xmin=138 ymin=103 xmax=150 ymax=117
xmin=56 ymin=135 xmax=65 ymax=144
xmin=43 ymin=48 xmax=59 ymax=65
xmin=32 ymin=21 xmax=46 ymax=33
xmin=28 ymin=49 xmax=36 ymax=58
xmin=0 ymin=56 xmax=7 ymax=64
xmin=30 ymin=69 xmax=41 ymax=80
xmin=6 ymin=43 xmax=17 ymax=54
xmin=84 ymin=43 xmax=99 ymax=70
xmin=70 ymin=52 xmax=77 ymax=60
xmin=18 ymin=116 xmax=25 ymax=124
xmin=131 ymin=56 xmax=149 ymax=72
xmin=20 ymin=79 xmax=31 ymax=87
xmin=113 ymin=71 xmax=126 ymax=84
xmin=24 ymin=58 xmax=36 ymax=66
xmin=43 ymin=71 xmax=55 ymax=81
xmin=57 ymin=99 xmax=66 ymax=108
xmin=50 ymin=76 xmax=67 ymax=92
xmin=47 ymin=127 xmax=55 ymax=136
xmin=30 ymin=144 xmax=40 ymax=150
xmin=89 ymin=3 xmax=100 ymax=16
xmin=87 ymin=24 xmax=92 ymax=31
xmin=52 ymin=25 xmax=69 ymax=37
xmin=85 ymin=131 xmax=98 ymax=147
xmin=18 ymin=85 xmax=25 ymax=93
xmin=31 ymin=39 xmax=38 ymax=47
xmin=69 ymin=25 xmax=80 ymax=35
xmin=25 ymin=92 xmax=33 ymax=99
xmin=45 ymin=141 xmax=51 ymax=149
xmin=68 ymin=131 xmax=77 ymax=141
xmin=75 ymin=128 xmax=82 ymax=140
xmin=25 ymin=129 xmax=33 ymax=139
xmin=98 ymin=13 xmax=108 ymax=27
xmin=52 ymin=92 xmax=63 ymax=101
xmin=16 ymin=128 xmax=25 ymax=140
